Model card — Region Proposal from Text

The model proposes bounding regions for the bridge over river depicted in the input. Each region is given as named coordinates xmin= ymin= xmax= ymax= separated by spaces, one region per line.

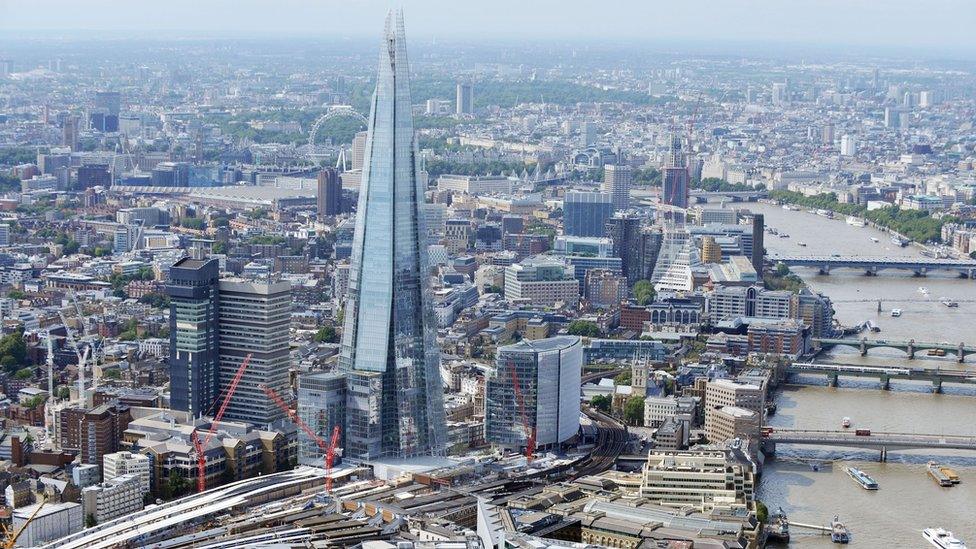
xmin=763 ymin=428 xmax=976 ymax=461
xmin=814 ymin=337 xmax=976 ymax=363
xmin=771 ymin=255 xmax=976 ymax=278
xmin=786 ymin=362 xmax=976 ymax=391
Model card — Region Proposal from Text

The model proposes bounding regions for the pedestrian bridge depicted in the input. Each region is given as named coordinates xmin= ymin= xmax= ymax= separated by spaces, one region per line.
xmin=763 ymin=428 xmax=976 ymax=458
xmin=814 ymin=337 xmax=975 ymax=363
xmin=772 ymin=255 xmax=976 ymax=278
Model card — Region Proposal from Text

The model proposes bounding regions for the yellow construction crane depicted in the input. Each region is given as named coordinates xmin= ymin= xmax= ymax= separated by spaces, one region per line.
xmin=2 ymin=495 xmax=46 ymax=548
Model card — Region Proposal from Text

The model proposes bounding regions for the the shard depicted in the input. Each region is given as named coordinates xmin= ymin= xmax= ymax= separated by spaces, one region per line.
xmin=338 ymin=11 xmax=446 ymax=460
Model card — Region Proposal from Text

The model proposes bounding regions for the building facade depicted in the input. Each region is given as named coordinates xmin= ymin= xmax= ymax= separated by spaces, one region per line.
xmin=166 ymin=257 xmax=221 ymax=417
xmin=564 ymin=191 xmax=613 ymax=237
xmin=217 ymin=279 xmax=291 ymax=425
xmin=337 ymin=12 xmax=447 ymax=460
xmin=485 ymin=336 xmax=583 ymax=450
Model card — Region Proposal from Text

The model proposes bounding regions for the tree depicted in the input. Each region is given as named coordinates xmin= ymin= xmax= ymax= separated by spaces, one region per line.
xmin=103 ymin=369 xmax=122 ymax=380
xmin=14 ymin=367 xmax=32 ymax=380
xmin=614 ymin=371 xmax=632 ymax=386
xmin=166 ymin=470 xmax=190 ymax=499
xmin=0 ymin=330 xmax=27 ymax=373
xmin=591 ymin=394 xmax=611 ymax=413
xmin=624 ymin=396 xmax=645 ymax=426
xmin=85 ymin=513 xmax=98 ymax=528
xmin=56 ymin=385 xmax=70 ymax=400
xmin=485 ymin=284 xmax=502 ymax=294
xmin=567 ymin=320 xmax=600 ymax=338
xmin=314 ymin=326 xmax=338 ymax=343
xmin=212 ymin=241 xmax=228 ymax=255
xmin=756 ymin=500 xmax=769 ymax=524
xmin=6 ymin=289 xmax=26 ymax=300
xmin=633 ymin=280 xmax=656 ymax=306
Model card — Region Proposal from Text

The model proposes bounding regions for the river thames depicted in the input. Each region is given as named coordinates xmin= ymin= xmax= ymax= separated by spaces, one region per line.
xmin=745 ymin=202 xmax=976 ymax=547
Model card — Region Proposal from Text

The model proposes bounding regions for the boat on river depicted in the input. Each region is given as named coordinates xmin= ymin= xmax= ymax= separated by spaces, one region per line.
xmin=847 ymin=467 xmax=879 ymax=490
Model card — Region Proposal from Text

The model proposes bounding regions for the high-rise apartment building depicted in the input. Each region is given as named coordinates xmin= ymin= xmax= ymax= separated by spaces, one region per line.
xmin=351 ymin=131 xmax=368 ymax=171
xmin=485 ymin=336 xmax=582 ymax=451
xmin=337 ymin=11 xmax=447 ymax=460
xmin=317 ymin=168 xmax=341 ymax=220
xmin=840 ymin=134 xmax=857 ymax=156
xmin=456 ymin=82 xmax=473 ymax=115
xmin=166 ymin=257 xmax=221 ymax=418
xmin=603 ymin=164 xmax=632 ymax=210
xmin=217 ymin=279 xmax=291 ymax=425
xmin=564 ymin=190 xmax=614 ymax=237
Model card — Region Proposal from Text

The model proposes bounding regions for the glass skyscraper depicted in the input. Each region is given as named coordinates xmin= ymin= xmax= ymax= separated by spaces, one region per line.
xmin=337 ymin=10 xmax=446 ymax=460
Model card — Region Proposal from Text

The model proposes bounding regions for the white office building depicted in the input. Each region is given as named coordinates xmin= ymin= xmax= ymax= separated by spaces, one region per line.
xmin=82 ymin=474 xmax=144 ymax=524
xmin=103 ymin=451 xmax=151 ymax=492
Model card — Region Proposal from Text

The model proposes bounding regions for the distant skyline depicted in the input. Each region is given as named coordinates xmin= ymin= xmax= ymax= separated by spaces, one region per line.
xmin=0 ymin=0 xmax=974 ymax=56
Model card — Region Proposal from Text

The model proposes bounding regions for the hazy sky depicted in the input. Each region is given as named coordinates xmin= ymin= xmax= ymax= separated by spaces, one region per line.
xmin=1 ymin=0 xmax=974 ymax=53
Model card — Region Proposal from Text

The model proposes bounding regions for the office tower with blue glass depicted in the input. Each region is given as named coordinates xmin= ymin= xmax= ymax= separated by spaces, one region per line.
xmin=334 ymin=11 xmax=447 ymax=461
xmin=564 ymin=190 xmax=614 ymax=237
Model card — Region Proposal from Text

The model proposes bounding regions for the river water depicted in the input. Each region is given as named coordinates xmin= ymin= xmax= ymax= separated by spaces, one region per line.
xmin=744 ymin=203 xmax=976 ymax=547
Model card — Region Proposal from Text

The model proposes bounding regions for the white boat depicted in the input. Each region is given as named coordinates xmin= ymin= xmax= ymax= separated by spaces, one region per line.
xmin=923 ymin=528 xmax=968 ymax=549
xmin=870 ymin=237 xmax=880 ymax=243
xmin=919 ymin=286 xmax=930 ymax=296
xmin=846 ymin=216 xmax=865 ymax=227
xmin=842 ymin=417 xmax=852 ymax=428
xmin=798 ymin=242 xmax=807 ymax=247
xmin=891 ymin=308 xmax=902 ymax=317
xmin=941 ymin=298 xmax=959 ymax=308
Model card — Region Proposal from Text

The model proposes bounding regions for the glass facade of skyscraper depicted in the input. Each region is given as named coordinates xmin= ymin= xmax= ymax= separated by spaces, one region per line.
xmin=337 ymin=11 xmax=446 ymax=460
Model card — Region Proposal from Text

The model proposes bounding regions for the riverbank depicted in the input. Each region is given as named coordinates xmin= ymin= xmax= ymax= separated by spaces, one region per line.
xmin=767 ymin=190 xmax=955 ymax=244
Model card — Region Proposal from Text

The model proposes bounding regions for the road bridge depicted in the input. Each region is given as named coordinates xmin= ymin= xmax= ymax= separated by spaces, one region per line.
xmin=814 ymin=337 xmax=975 ymax=363
xmin=771 ymin=255 xmax=976 ymax=278
xmin=786 ymin=362 xmax=976 ymax=392
xmin=762 ymin=428 xmax=976 ymax=461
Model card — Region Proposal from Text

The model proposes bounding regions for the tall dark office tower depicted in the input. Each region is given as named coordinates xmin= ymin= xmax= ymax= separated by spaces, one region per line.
xmin=61 ymin=116 xmax=78 ymax=150
xmin=751 ymin=214 xmax=765 ymax=274
xmin=166 ymin=257 xmax=221 ymax=418
xmin=456 ymin=82 xmax=473 ymax=115
xmin=317 ymin=168 xmax=341 ymax=220
xmin=338 ymin=11 xmax=446 ymax=460
xmin=606 ymin=214 xmax=643 ymax=286
xmin=637 ymin=226 xmax=663 ymax=282
xmin=564 ymin=190 xmax=614 ymax=237
xmin=662 ymin=135 xmax=689 ymax=210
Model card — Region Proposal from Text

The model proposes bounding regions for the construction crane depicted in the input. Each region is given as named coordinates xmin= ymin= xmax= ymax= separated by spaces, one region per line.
xmin=2 ymin=495 xmax=46 ymax=548
xmin=190 ymin=353 xmax=252 ymax=493
xmin=67 ymin=291 xmax=104 ymax=391
xmin=507 ymin=361 xmax=536 ymax=462
xmin=57 ymin=309 xmax=90 ymax=405
xmin=43 ymin=333 xmax=55 ymax=436
xmin=260 ymin=384 xmax=342 ymax=491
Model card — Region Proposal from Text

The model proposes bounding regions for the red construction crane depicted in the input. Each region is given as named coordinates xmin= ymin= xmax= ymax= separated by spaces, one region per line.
xmin=507 ymin=361 xmax=536 ymax=462
xmin=191 ymin=353 xmax=252 ymax=493
xmin=260 ymin=384 xmax=342 ymax=491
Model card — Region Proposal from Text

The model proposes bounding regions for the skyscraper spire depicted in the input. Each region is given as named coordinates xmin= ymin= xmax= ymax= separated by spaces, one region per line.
xmin=337 ymin=10 xmax=446 ymax=460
